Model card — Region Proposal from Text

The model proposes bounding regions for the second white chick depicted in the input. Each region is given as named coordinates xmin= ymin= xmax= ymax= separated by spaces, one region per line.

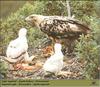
xmin=6 ymin=28 xmax=28 ymax=59
xmin=43 ymin=43 xmax=64 ymax=74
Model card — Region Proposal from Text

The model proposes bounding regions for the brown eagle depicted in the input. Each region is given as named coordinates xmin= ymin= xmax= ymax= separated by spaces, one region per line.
xmin=25 ymin=14 xmax=91 ymax=53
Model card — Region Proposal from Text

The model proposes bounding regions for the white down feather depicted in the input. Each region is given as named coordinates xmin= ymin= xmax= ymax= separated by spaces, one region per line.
xmin=43 ymin=43 xmax=64 ymax=74
xmin=6 ymin=28 xmax=28 ymax=59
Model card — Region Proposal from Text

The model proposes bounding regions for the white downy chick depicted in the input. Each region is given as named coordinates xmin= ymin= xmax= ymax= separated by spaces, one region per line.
xmin=43 ymin=43 xmax=64 ymax=74
xmin=6 ymin=28 xmax=29 ymax=60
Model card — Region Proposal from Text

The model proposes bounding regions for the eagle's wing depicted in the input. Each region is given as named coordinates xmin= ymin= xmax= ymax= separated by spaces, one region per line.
xmin=40 ymin=18 xmax=90 ymax=39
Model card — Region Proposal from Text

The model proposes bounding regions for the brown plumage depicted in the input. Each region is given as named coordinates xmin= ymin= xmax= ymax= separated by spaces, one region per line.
xmin=25 ymin=14 xmax=91 ymax=53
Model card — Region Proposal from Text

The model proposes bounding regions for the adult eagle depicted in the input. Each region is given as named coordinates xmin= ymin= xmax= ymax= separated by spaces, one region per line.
xmin=25 ymin=14 xmax=91 ymax=53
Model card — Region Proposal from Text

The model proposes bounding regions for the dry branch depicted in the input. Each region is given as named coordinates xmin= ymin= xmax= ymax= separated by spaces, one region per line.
xmin=0 ymin=55 xmax=24 ymax=64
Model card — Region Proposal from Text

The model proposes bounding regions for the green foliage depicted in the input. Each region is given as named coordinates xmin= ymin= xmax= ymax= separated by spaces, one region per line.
xmin=72 ymin=1 xmax=100 ymax=79
xmin=0 ymin=60 xmax=9 ymax=79
xmin=43 ymin=1 xmax=67 ymax=16
xmin=89 ymin=16 xmax=100 ymax=45
xmin=71 ymin=1 xmax=95 ymax=18
xmin=32 ymin=1 xmax=46 ymax=14
xmin=94 ymin=1 xmax=100 ymax=18
xmin=75 ymin=34 xmax=100 ymax=79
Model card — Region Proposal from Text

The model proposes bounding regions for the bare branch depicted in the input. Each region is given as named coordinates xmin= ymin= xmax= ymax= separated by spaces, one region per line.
xmin=0 ymin=55 xmax=24 ymax=64
xmin=66 ymin=1 xmax=71 ymax=17
xmin=60 ymin=1 xmax=73 ymax=18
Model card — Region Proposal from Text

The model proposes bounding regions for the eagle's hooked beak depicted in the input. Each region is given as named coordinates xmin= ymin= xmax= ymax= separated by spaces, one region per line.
xmin=25 ymin=16 xmax=36 ymax=27
xmin=25 ymin=14 xmax=44 ymax=28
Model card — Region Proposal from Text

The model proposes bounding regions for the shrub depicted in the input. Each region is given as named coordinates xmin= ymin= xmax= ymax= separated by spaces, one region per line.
xmin=75 ymin=34 xmax=100 ymax=79
xmin=89 ymin=16 xmax=100 ymax=45
xmin=0 ymin=60 xmax=9 ymax=79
